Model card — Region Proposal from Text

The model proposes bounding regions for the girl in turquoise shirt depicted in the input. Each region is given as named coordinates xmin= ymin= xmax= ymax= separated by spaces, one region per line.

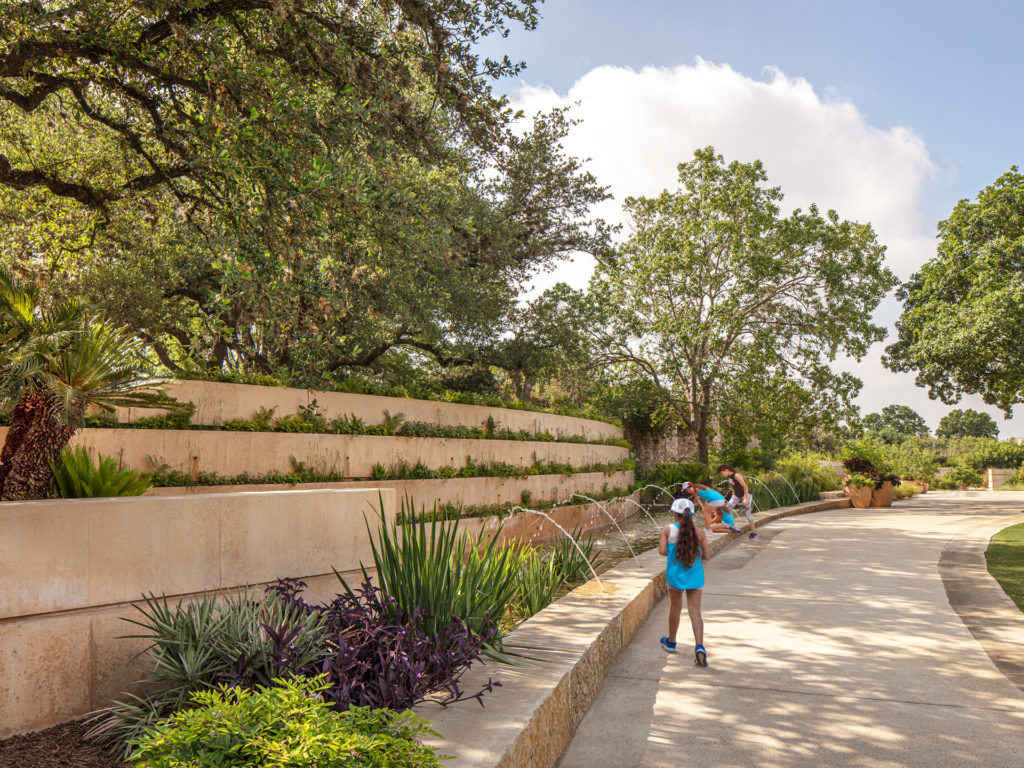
xmin=658 ymin=497 xmax=711 ymax=666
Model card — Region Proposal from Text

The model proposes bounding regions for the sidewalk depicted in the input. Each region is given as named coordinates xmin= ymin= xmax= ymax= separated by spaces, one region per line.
xmin=558 ymin=498 xmax=1024 ymax=768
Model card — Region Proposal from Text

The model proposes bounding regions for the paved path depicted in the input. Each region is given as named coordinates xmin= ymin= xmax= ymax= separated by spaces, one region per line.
xmin=559 ymin=496 xmax=1024 ymax=768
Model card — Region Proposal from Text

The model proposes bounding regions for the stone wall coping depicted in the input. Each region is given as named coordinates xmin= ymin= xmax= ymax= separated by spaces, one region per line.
xmin=416 ymin=496 xmax=851 ymax=768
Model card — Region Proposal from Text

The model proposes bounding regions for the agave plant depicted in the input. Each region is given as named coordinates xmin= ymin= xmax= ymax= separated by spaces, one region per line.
xmin=50 ymin=447 xmax=152 ymax=498
xmin=87 ymin=590 xmax=329 ymax=756
xmin=0 ymin=268 xmax=176 ymax=499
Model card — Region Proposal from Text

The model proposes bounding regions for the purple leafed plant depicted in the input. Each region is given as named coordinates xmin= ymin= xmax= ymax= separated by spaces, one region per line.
xmin=842 ymin=457 xmax=877 ymax=476
xmin=234 ymin=579 xmax=498 ymax=711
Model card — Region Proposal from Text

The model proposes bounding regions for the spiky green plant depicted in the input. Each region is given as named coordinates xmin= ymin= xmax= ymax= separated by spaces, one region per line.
xmin=50 ymin=447 xmax=152 ymax=498
xmin=351 ymin=496 xmax=522 ymax=648
xmin=86 ymin=590 xmax=328 ymax=757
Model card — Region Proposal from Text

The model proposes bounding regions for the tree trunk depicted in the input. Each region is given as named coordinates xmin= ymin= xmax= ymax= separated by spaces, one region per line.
xmin=0 ymin=391 xmax=77 ymax=501
xmin=694 ymin=381 xmax=713 ymax=466
xmin=519 ymin=375 xmax=535 ymax=403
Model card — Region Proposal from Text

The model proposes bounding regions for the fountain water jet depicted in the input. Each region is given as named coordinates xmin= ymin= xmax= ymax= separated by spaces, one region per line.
xmin=570 ymin=494 xmax=640 ymax=564
xmin=769 ymin=471 xmax=802 ymax=505
xmin=748 ymin=477 xmax=783 ymax=510
xmin=507 ymin=506 xmax=605 ymax=590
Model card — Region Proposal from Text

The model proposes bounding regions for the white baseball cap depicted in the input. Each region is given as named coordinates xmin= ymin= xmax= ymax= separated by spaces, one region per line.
xmin=670 ymin=497 xmax=695 ymax=515
xmin=679 ymin=481 xmax=694 ymax=491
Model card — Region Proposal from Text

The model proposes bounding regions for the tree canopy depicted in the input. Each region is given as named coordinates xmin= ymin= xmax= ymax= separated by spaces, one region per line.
xmin=588 ymin=147 xmax=897 ymax=462
xmin=884 ymin=167 xmax=1024 ymax=414
xmin=0 ymin=1 xmax=610 ymax=385
xmin=862 ymin=404 xmax=930 ymax=441
xmin=936 ymin=408 xmax=999 ymax=440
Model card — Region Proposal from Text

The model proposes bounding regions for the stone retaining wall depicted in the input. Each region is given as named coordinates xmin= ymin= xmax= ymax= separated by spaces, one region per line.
xmin=0 ymin=488 xmax=396 ymax=738
xmin=118 ymin=380 xmax=624 ymax=442
xmin=0 ymin=427 xmax=629 ymax=479
xmin=144 ymin=471 xmax=635 ymax=511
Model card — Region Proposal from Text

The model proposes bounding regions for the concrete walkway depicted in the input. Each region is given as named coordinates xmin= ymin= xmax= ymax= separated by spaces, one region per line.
xmin=559 ymin=496 xmax=1024 ymax=768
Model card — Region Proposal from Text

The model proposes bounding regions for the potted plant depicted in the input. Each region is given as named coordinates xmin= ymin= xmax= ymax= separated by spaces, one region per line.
xmin=871 ymin=473 xmax=900 ymax=507
xmin=844 ymin=473 xmax=874 ymax=509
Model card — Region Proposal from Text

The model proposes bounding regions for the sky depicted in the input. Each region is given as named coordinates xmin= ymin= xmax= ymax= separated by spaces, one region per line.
xmin=479 ymin=0 xmax=1024 ymax=436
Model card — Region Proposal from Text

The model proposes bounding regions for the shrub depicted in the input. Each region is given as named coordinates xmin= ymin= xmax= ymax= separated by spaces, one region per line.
xmin=352 ymin=497 xmax=522 ymax=649
xmin=844 ymin=473 xmax=875 ymax=489
xmin=644 ymin=461 xmax=708 ymax=491
xmin=129 ymin=402 xmax=196 ymax=430
xmin=842 ymin=456 xmax=877 ymax=477
xmin=774 ymin=456 xmax=842 ymax=494
xmin=936 ymin=466 xmax=985 ymax=489
xmin=50 ymin=447 xmax=151 ymax=498
xmin=88 ymin=591 xmax=329 ymax=753
xmin=127 ymin=677 xmax=443 ymax=768
xmin=547 ymin=527 xmax=603 ymax=583
xmin=269 ymin=580 xmax=496 ymax=710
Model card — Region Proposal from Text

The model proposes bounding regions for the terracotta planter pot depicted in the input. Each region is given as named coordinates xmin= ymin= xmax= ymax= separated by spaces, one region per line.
xmin=870 ymin=481 xmax=894 ymax=508
xmin=958 ymin=483 xmax=968 ymax=491
xmin=845 ymin=484 xmax=873 ymax=509
xmin=913 ymin=483 xmax=927 ymax=495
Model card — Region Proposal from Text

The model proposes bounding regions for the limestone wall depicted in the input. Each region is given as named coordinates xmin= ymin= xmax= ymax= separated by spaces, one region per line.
xmin=120 ymin=380 xmax=624 ymax=442
xmin=0 ymin=488 xmax=396 ymax=738
xmin=144 ymin=470 xmax=636 ymax=510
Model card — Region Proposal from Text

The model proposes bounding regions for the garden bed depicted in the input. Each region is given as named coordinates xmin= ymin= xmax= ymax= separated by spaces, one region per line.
xmin=0 ymin=720 xmax=126 ymax=768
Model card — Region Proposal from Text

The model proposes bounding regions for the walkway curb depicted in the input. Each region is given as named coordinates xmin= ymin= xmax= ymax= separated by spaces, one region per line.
xmin=417 ymin=496 xmax=851 ymax=767
xmin=939 ymin=515 xmax=1024 ymax=693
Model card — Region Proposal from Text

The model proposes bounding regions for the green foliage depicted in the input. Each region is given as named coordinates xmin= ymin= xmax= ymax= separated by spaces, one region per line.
xmin=773 ymin=455 xmax=842 ymax=495
xmin=862 ymin=405 xmax=930 ymax=440
xmin=223 ymin=406 xmax=277 ymax=432
xmin=127 ymin=677 xmax=443 ymax=768
xmin=839 ymin=437 xmax=893 ymax=474
xmin=129 ymin=402 xmax=196 ymax=430
xmin=935 ymin=466 xmax=985 ymax=489
xmin=844 ymin=473 xmax=875 ymax=489
xmin=885 ymin=167 xmax=1024 ymax=413
xmin=546 ymin=528 xmax=603 ymax=584
xmin=986 ymin=523 xmax=1024 ymax=613
xmin=509 ymin=546 xmax=560 ymax=621
xmin=936 ymin=409 xmax=1000 ymax=439
xmin=350 ymin=498 xmax=522 ymax=648
xmin=955 ymin=439 xmax=1024 ymax=470
xmin=88 ymin=591 xmax=329 ymax=755
xmin=643 ymin=461 xmax=709 ymax=490
xmin=49 ymin=447 xmax=151 ymax=498
xmin=589 ymin=147 xmax=896 ymax=461
xmin=370 ymin=457 xmax=635 ymax=483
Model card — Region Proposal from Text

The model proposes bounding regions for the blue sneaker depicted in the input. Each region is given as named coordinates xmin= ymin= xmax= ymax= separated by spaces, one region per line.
xmin=660 ymin=636 xmax=677 ymax=653
xmin=694 ymin=645 xmax=708 ymax=666
xmin=728 ymin=526 xmax=741 ymax=533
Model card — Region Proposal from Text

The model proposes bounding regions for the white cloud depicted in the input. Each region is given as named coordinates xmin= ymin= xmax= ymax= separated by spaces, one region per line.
xmin=513 ymin=59 xmax=1023 ymax=434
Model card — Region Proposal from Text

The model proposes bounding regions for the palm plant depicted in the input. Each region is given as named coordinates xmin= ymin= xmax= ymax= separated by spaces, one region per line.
xmin=0 ymin=268 xmax=175 ymax=500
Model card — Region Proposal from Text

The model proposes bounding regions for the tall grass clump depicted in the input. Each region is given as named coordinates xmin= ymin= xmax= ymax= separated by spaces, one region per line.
xmin=353 ymin=496 xmax=522 ymax=648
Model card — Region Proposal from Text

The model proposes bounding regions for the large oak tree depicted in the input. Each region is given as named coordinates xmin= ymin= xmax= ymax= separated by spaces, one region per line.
xmin=884 ymin=167 xmax=1024 ymax=413
xmin=589 ymin=147 xmax=897 ymax=462
xmin=0 ymin=1 xmax=610 ymax=382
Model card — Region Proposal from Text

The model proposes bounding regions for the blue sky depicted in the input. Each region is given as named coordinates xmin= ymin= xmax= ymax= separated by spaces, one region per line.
xmin=480 ymin=0 xmax=1023 ymax=435
xmin=487 ymin=0 xmax=1022 ymax=221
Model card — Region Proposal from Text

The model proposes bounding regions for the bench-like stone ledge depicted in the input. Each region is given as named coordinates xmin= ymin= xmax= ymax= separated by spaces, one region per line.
xmin=416 ymin=496 xmax=850 ymax=768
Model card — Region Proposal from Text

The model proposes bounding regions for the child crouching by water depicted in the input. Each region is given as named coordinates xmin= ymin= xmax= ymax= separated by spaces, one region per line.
xmin=658 ymin=497 xmax=711 ymax=666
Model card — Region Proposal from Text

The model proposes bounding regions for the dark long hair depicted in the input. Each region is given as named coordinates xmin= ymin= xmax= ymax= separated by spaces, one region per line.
xmin=673 ymin=509 xmax=700 ymax=568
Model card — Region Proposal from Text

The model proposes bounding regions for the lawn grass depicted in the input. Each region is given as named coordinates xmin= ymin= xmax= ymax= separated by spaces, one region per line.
xmin=986 ymin=522 xmax=1024 ymax=613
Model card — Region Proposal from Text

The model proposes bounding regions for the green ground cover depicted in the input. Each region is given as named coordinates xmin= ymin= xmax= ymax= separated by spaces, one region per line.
xmin=986 ymin=522 xmax=1024 ymax=612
